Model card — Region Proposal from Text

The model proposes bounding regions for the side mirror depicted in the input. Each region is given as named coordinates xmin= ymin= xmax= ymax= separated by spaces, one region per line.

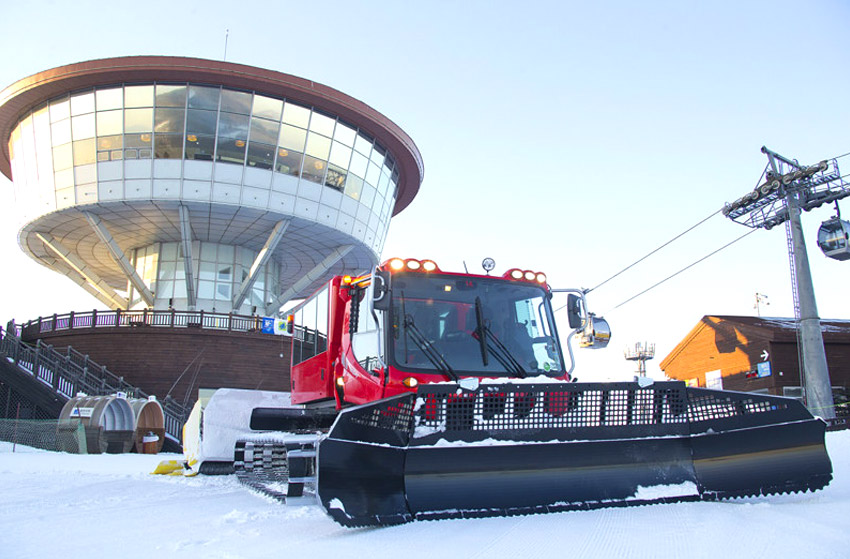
xmin=566 ymin=294 xmax=583 ymax=329
xmin=372 ymin=270 xmax=391 ymax=311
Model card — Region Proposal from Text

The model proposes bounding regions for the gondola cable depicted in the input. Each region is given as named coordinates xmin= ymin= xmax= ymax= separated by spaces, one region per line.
xmin=610 ymin=228 xmax=758 ymax=310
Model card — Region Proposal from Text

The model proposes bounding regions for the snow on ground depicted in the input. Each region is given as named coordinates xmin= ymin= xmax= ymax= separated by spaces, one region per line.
xmin=1 ymin=431 xmax=849 ymax=559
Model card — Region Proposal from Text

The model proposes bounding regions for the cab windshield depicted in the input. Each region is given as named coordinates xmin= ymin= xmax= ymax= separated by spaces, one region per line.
xmin=387 ymin=272 xmax=565 ymax=377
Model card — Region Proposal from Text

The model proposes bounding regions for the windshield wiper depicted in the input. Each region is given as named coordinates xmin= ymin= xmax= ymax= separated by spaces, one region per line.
xmin=482 ymin=328 xmax=527 ymax=378
xmin=402 ymin=312 xmax=459 ymax=382
xmin=474 ymin=297 xmax=489 ymax=366
xmin=471 ymin=297 xmax=527 ymax=378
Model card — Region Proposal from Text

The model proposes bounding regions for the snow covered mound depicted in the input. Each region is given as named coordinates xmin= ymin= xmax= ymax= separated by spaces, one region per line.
xmin=1 ymin=431 xmax=848 ymax=559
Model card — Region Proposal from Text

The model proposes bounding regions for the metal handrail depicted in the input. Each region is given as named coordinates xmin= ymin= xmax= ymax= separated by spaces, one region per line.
xmin=0 ymin=326 xmax=189 ymax=444
xmin=20 ymin=309 xmax=273 ymax=339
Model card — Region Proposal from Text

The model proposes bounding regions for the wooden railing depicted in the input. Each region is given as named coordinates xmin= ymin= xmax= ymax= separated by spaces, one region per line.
xmin=0 ymin=326 xmax=189 ymax=444
xmin=19 ymin=308 xmax=279 ymax=339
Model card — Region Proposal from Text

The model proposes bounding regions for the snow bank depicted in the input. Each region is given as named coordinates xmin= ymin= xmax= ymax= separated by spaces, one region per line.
xmin=1 ymin=432 xmax=848 ymax=559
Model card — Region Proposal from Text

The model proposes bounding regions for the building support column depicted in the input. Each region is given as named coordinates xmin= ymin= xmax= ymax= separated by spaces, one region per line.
xmin=83 ymin=212 xmax=154 ymax=307
xmin=265 ymin=245 xmax=354 ymax=315
xmin=36 ymin=232 xmax=128 ymax=309
xmin=232 ymin=219 xmax=290 ymax=311
xmin=178 ymin=204 xmax=197 ymax=309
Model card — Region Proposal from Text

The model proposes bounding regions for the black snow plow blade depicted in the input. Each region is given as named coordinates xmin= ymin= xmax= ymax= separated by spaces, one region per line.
xmin=316 ymin=382 xmax=832 ymax=527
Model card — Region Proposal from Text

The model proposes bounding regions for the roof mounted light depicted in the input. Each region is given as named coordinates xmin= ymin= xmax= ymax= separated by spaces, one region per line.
xmin=383 ymin=258 xmax=440 ymax=273
xmin=510 ymin=269 xmax=523 ymax=279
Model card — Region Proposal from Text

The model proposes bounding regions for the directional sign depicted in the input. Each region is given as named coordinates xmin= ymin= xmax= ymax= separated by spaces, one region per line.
xmin=761 ymin=350 xmax=769 ymax=361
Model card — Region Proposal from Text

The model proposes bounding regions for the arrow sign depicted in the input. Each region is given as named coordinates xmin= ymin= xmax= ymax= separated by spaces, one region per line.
xmin=761 ymin=350 xmax=769 ymax=361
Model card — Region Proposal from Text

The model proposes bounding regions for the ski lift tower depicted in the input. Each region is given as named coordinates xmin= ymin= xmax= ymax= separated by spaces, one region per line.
xmin=723 ymin=146 xmax=850 ymax=419
xmin=625 ymin=342 xmax=655 ymax=380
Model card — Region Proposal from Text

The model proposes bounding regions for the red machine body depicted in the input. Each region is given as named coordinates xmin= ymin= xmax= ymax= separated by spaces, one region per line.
xmin=288 ymin=259 xmax=565 ymax=406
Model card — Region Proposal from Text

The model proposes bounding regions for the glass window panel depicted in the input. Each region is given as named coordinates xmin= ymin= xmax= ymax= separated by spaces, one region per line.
xmin=247 ymin=142 xmax=275 ymax=169
xmin=217 ymin=112 xmax=249 ymax=138
xmin=354 ymin=133 xmax=373 ymax=155
xmin=361 ymin=183 xmax=376 ymax=208
xmin=154 ymin=134 xmax=183 ymax=159
xmin=253 ymin=95 xmax=283 ymax=121
xmin=309 ymin=111 xmax=335 ymax=137
xmin=325 ymin=164 xmax=346 ymax=192
xmin=333 ymin=122 xmax=356 ymax=147
xmin=49 ymin=98 xmax=70 ymax=123
xmin=73 ymin=138 xmax=96 ymax=166
xmin=282 ymin=102 xmax=310 ymax=128
xmin=378 ymin=170 xmax=390 ymax=197
xmin=96 ymin=88 xmax=123 ymax=111
xmin=304 ymin=132 xmax=331 ymax=159
xmin=216 ymin=136 xmax=246 ymax=164
xmin=97 ymin=110 xmax=123 ymax=136
xmin=216 ymin=283 xmax=232 ymax=301
xmin=275 ymin=148 xmax=302 ymax=176
xmin=54 ymin=168 xmax=74 ymax=188
xmin=139 ymin=148 xmax=152 ymax=159
xmin=51 ymin=120 xmax=71 ymax=146
xmin=155 ymin=84 xmax=187 ymax=107
xmin=345 ymin=174 xmax=363 ymax=200
xmin=200 ymin=244 xmax=216 ymax=261
xmin=199 ymin=263 xmax=215 ymax=281
xmin=159 ymin=261 xmax=175 ymax=281
xmin=185 ymin=134 xmax=214 ymax=161
xmin=278 ymin=124 xmax=306 ymax=151
xmin=125 ymin=85 xmax=154 ymax=108
xmin=161 ymin=243 xmax=177 ymax=261
xmin=218 ymin=244 xmax=234 ymax=261
xmin=125 ymin=133 xmax=153 ymax=148
xmin=71 ymin=114 xmax=95 ymax=140
xmin=186 ymin=109 xmax=218 ymax=136
xmin=155 ymin=108 xmax=185 ymax=133
xmin=370 ymin=144 xmax=386 ymax=167
xmin=52 ymin=144 xmax=73 ymax=170
xmin=174 ymin=280 xmax=187 ymax=299
xmin=301 ymin=155 xmax=327 ymax=184
xmin=328 ymin=141 xmax=352 ymax=169
xmin=365 ymin=161 xmax=381 ymax=186
xmin=110 ymin=149 xmax=123 ymax=161
xmin=349 ymin=151 xmax=368 ymax=178
xmin=249 ymin=117 xmax=279 ymax=145
xmin=70 ymin=92 xmax=95 ymax=116
xmin=198 ymin=280 xmax=214 ymax=299
xmin=218 ymin=265 xmax=232 ymax=281
xmin=158 ymin=280 xmax=174 ymax=298
xmin=125 ymin=108 xmax=153 ymax=133
xmin=188 ymin=85 xmax=220 ymax=110
xmin=220 ymin=89 xmax=252 ymax=114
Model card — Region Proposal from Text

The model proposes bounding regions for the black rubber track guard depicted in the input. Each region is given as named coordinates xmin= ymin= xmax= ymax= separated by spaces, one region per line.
xmin=316 ymin=382 xmax=832 ymax=527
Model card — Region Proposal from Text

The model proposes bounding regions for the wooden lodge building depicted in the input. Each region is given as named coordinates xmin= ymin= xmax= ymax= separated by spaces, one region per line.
xmin=660 ymin=315 xmax=850 ymax=407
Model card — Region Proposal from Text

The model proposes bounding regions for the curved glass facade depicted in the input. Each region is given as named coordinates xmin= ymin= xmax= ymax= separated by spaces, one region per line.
xmin=8 ymin=83 xmax=399 ymax=254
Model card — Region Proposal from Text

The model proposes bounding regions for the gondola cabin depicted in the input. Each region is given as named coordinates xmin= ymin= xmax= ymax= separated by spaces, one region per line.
xmin=817 ymin=217 xmax=850 ymax=261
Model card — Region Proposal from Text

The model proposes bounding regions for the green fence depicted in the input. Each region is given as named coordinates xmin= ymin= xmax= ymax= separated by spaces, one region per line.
xmin=0 ymin=418 xmax=88 ymax=454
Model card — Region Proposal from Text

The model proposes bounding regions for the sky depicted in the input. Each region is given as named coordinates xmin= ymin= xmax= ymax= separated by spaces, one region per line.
xmin=1 ymin=0 xmax=849 ymax=381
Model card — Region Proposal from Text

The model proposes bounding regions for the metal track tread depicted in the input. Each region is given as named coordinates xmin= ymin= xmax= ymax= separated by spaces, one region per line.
xmin=233 ymin=437 xmax=319 ymax=505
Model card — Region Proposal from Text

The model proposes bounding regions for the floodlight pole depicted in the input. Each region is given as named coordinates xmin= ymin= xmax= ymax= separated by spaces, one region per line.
xmin=764 ymin=150 xmax=835 ymax=419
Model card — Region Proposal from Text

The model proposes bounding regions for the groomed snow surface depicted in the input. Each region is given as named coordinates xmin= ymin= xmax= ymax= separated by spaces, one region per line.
xmin=2 ymin=431 xmax=849 ymax=559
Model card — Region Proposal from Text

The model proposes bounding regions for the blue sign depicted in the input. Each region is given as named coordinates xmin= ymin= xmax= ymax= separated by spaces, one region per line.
xmin=261 ymin=317 xmax=275 ymax=334
xmin=757 ymin=361 xmax=772 ymax=378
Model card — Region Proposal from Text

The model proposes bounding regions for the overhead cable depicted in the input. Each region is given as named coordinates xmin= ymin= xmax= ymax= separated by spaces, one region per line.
xmin=587 ymin=208 xmax=722 ymax=294
xmin=611 ymin=229 xmax=758 ymax=310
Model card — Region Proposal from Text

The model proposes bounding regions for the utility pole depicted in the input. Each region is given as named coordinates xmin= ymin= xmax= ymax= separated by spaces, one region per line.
xmin=723 ymin=147 xmax=849 ymax=419
xmin=754 ymin=293 xmax=770 ymax=317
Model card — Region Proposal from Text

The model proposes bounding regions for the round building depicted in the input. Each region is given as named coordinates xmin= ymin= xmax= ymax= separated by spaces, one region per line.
xmin=0 ymin=57 xmax=423 ymax=421
xmin=0 ymin=56 xmax=423 ymax=315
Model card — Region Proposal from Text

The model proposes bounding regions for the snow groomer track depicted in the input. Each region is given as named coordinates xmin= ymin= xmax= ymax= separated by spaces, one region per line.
xmin=313 ymin=381 xmax=832 ymax=527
